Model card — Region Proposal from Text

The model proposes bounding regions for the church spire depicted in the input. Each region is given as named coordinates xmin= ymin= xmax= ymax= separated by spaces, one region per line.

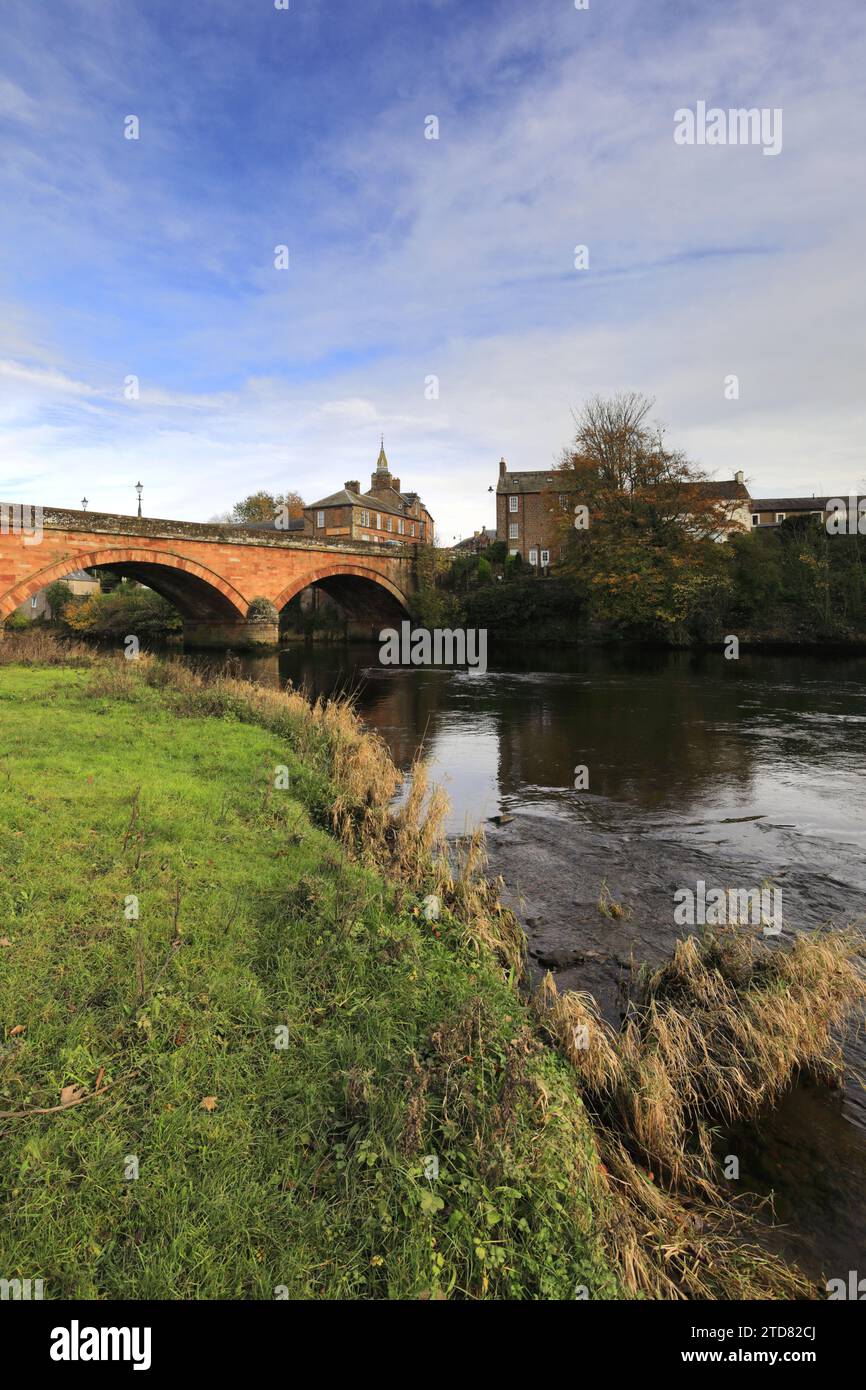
xmin=376 ymin=435 xmax=389 ymax=474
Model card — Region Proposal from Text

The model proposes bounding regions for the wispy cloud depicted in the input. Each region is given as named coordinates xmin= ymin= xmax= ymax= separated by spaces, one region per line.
xmin=1 ymin=0 xmax=864 ymax=537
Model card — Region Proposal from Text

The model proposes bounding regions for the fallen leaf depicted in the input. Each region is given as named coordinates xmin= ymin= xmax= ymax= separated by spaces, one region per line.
xmin=94 ymin=1066 xmax=105 ymax=1090
xmin=0 ymin=938 xmax=12 ymax=947
xmin=9 ymin=1025 xmax=25 ymax=1036
xmin=60 ymin=1084 xmax=88 ymax=1106
xmin=200 ymin=1095 xmax=217 ymax=1112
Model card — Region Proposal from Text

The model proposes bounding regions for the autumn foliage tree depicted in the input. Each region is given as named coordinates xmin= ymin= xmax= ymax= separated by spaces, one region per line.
xmin=215 ymin=491 xmax=306 ymax=524
xmin=553 ymin=394 xmax=741 ymax=639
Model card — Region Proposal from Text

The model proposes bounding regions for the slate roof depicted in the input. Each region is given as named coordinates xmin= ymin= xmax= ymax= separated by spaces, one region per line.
xmin=687 ymin=480 xmax=751 ymax=501
xmin=751 ymin=496 xmax=841 ymax=512
xmin=309 ymin=484 xmax=433 ymax=522
xmin=496 ymin=471 xmax=570 ymax=495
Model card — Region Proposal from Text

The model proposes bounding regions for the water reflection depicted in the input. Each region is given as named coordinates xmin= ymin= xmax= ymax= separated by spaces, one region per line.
xmin=217 ymin=642 xmax=866 ymax=855
xmin=190 ymin=638 xmax=866 ymax=1281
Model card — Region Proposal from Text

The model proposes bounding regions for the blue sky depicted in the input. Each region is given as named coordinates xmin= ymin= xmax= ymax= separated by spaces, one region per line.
xmin=1 ymin=0 xmax=864 ymax=540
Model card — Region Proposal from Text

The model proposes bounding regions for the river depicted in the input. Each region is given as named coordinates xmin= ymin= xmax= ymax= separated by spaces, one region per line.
xmin=187 ymin=639 xmax=866 ymax=1283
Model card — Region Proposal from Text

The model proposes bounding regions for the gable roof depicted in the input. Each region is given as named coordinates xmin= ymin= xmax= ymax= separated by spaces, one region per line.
xmin=687 ymin=480 xmax=751 ymax=501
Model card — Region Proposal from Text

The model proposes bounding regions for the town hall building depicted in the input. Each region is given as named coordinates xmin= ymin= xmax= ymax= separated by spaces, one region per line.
xmin=305 ymin=442 xmax=434 ymax=547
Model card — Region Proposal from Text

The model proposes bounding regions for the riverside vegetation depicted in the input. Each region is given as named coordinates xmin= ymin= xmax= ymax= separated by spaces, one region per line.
xmin=0 ymin=631 xmax=864 ymax=1299
xmin=414 ymin=394 xmax=866 ymax=648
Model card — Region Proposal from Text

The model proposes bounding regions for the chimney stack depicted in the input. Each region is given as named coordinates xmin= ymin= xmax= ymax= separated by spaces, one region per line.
xmin=735 ymin=470 xmax=745 ymax=486
xmin=345 ymin=480 xmax=360 ymax=493
xmin=499 ymin=457 xmax=507 ymax=479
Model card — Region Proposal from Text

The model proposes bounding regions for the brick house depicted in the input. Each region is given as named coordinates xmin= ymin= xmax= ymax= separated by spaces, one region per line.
xmin=305 ymin=442 xmax=434 ymax=546
xmin=495 ymin=458 xmax=582 ymax=567
xmin=496 ymin=459 xmax=754 ymax=566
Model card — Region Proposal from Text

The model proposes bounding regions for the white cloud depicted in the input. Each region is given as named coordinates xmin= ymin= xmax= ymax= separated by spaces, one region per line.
xmin=1 ymin=0 xmax=864 ymax=538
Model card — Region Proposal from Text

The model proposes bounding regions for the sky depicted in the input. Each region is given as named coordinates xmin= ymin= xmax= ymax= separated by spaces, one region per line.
xmin=1 ymin=0 xmax=864 ymax=542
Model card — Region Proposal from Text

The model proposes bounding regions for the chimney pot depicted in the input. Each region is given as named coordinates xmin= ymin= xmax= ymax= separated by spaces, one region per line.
xmin=345 ymin=480 xmax=360 ymax=493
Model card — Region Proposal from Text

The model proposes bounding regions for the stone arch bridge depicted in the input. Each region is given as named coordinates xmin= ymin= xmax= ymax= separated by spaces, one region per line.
xmin=0 ymin=507 xmax=417 ymax=646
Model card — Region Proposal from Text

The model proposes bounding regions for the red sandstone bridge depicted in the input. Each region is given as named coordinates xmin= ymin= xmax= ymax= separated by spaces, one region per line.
xmin=0 ymin=506 xmax=416 ymax=646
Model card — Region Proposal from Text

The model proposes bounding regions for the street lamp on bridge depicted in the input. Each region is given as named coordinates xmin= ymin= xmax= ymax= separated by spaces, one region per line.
xmin=135 ymin=481 xmax=143 ymax=518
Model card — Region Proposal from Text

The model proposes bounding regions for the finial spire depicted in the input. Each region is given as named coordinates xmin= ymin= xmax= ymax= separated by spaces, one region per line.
xmin=376 ymin=436 xmax=389 ymax=473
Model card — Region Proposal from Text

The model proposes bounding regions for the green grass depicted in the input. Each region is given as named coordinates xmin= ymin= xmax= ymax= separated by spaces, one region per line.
xmin=0 ymin=664 xmax=622 ymax=1300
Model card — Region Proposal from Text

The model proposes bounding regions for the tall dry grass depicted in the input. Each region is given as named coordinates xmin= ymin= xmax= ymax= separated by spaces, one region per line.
xmin=535 ymin=924 xmax=866 ymax=1296
xmin=0 ymin=628 xmax=93 ymax=666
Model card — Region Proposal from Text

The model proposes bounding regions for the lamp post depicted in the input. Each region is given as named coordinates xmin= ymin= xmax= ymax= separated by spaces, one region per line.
xmin=135 ymin=481 xmax=143 ymax=518
xmin=81 ymin=497 xmax=88 ymax=512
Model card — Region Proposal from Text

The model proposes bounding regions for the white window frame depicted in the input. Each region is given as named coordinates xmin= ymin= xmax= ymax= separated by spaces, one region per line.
xmin=508 ymin=522 xmax=518 ymax=539
xmin=509 ymin=548 xmax=519 ymax=557
xmin=398 ymin=518 xmax=404 ymax=535
xmin=376 ymin=513 xmax=381 ymax=530
xmin=751 ymin=514 xmax=759 ymax=526
xmin=775 ymin=512 xmax=786 ymax=523
xmin=528 ymin=548 xmax=538 ymax=565
xmin=508 ymin=495 xmax=519 ymax=513
xmin=540 ymin=548 xmax=550 ymax=566
xmin=386 ymin=516 xmax=392 ymax=532
xmin=316 ymin=510 xmax=325 ymax=528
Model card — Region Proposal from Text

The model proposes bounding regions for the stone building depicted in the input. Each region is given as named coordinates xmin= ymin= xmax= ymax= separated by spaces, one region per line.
xmin=305 ymin=442 xmax=434 ymax=546
xmin=15 ymin=567 xmax=99 ymax=620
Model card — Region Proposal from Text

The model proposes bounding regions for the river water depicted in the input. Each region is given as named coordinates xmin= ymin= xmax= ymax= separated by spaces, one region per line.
xmin=189 ymin=640 xmax=866 ymax=1283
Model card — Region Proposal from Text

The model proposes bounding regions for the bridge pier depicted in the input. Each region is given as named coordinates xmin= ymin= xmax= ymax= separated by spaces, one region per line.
xmin=182 ymin=618 xmax=279 ymax=649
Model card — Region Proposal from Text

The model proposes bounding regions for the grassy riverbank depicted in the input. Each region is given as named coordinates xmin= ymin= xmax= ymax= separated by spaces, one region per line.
xmin=0 ymin=654 xmax=622 ymax=1298
xmin=1 ymin=635 xmax=862 ymax=1299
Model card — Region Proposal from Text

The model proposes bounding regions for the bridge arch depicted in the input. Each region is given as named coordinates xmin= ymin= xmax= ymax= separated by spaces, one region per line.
xmin=273 ymin=563 xmax=411 ymax=622
xmin=0 ymin=547 xmax=249 ymax=621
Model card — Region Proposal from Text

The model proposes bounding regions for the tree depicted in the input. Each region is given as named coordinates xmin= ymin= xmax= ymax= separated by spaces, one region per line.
xmin=553 ymin=393 xmax=738 ymax=639
xmin=228 ymin=491 xmax=305 ymax=525
xmin=64 ymin=584 xmax=182 ymax=638
xmin=45 ymin=580 xmax=73 ymax=618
